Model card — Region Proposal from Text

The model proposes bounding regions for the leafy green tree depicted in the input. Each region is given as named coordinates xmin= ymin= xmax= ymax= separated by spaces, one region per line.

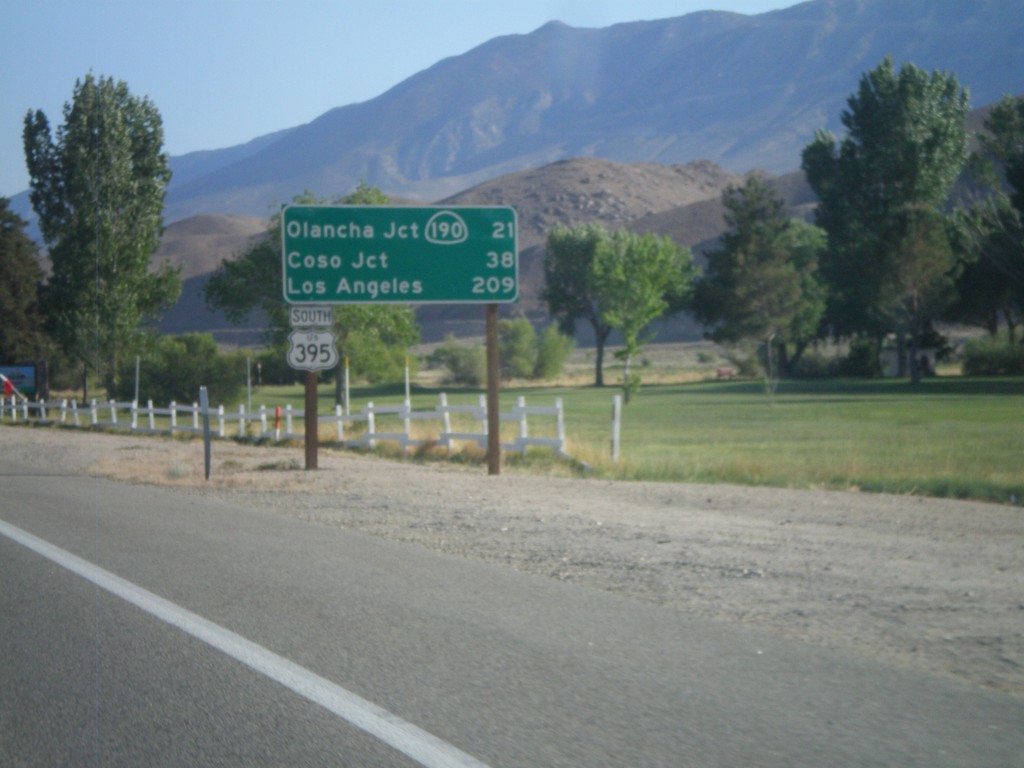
xmin=204 ymin=184 xmax=419 ymax=401
xmin=979 ymin=95 xmax=1024 ymax=214
xmin=874 ymin=206 xmax=957 ymax=383
xmin=693 ymin=175 xmax=826 ymax=393
xmin=544 ymin=224 xmax=695 ymax=389
xmin=595 ymin=229 xmax=697 ymax=400
xmin=543 ymin=224 xmax=614 ymax=386
xmin=23 ymin=74 xmax=180 ymax=394
xmin=950 ymin=95 xmax=1024 ymax=336
xmin=802 ymin=57 xmax=968 ymax=371
xmin=0 ymin=198 xmax=47 ymax=362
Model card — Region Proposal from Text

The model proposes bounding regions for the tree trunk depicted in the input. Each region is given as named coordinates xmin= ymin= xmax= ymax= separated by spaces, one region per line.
xmin=763 ymin=332 xmax=779 ymax=396
xmin=593 ymin=326 xmax=611 ymax=387
xmin=622 ymin=352 xmax=633 ymax=403
xmin=896 ymin=330 xmax=908 ymax=378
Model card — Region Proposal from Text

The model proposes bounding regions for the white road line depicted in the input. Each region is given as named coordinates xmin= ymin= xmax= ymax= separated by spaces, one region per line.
xmin=0 ymin=519 xmax=492 ymax=768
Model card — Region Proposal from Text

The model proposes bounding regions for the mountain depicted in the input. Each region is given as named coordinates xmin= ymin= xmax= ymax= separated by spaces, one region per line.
xmin=161 ymin=0 xmax=1024 ymax=222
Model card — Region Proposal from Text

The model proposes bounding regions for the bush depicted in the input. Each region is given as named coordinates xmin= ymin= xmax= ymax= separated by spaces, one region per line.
xmin=499 ymin=317 xmax=537 ymax=379
xmin=346 ymin=329 xmax=417 ymax=384
xmin=837 ymin=337 xmax=882 ymax=377
xmin=534 ymin=324 xmax=575 ymax=379
xmin=255 ymin=346 xmax=303 ymax=386
xmin=790 ymin=350 xmax=834 ymax=379
xmin=962 ymin=337 xmax=1024 ymax=375
xmin=114 ymin=333 xmax=246 ymax=404
xmin=429 ymin=335 xmax=486 ymax=386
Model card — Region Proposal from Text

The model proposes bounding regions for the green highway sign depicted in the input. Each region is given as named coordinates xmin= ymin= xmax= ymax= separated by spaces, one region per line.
xmin=282 ymin=205 xmax=518 ymax=304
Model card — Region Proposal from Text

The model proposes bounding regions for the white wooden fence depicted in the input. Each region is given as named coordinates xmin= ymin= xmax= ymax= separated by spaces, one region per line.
xmin=0 ymin=393 xmax=570 ymax=459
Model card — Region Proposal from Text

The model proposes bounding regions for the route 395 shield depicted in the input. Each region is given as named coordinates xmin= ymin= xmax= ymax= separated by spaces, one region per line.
xmin=287 ymin=330 xmax=339 ymax=371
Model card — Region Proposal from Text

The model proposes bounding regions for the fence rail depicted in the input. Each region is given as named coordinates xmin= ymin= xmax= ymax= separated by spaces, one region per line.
xmin=0 ymin=393 xmax=569 ymax=459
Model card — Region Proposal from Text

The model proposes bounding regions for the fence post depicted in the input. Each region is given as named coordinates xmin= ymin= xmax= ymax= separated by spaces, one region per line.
xmin=285 ymin=405 xmax=293 ymax=436
xmin=217 ymin=405 xmax=225 ymax=438
xmin=611 ymin=394 xmax=622 ymax=464
xmin=192 ymin=403 xmax=199 ymax=432
xmin=517 ymin=396 xmax=528 ymax=453
xmin=110 ymin=400 xmax=118 ymax=426
xmin=90 ymin=399 xmax=98 ymax=426
xmin=131 ymin=401 xmax=138 ymax=431
xmin=367 ymin=401 xmax=376 ymax=450
xmin=259 ymin=405 xmax=268 ymax=437
xmin=170 ymin=401 xmax=177 ymax=433
xmin=148 ymin=400 xmax=156 ymax=432
xmin=71 ymin=399 xmax=80 ymax=427
xmin=238 ymin=405 xmax=246 ymax=438
xmin=402 ymin=398 xmax=412 ymax=456
xmin=556 ymin=397 xmax=565 ymax=454
xmin=439 ymin=393 xmax=451 ymax=453
xmin=335 ymin=404 xmax=344 ymax=442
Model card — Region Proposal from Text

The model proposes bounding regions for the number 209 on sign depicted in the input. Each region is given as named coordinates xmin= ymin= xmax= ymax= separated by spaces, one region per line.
xmin=473 ymin=247 xmax=515 ymax=295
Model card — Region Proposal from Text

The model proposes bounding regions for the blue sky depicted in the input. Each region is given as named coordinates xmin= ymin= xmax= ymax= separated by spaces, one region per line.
xmin=2 ymin=0 xmax=795 ymax=198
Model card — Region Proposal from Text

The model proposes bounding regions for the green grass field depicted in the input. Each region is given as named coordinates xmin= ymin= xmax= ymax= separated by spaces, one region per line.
xmin=245 ymin=376 xmax=1023 ymax=504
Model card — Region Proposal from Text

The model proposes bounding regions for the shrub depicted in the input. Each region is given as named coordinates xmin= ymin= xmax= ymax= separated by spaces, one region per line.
xmin=429 ymin=335 xmax=486 ymax=386
xmin=962 ymin=337 xmax=1024 ymax=375
xmin=114 ymin=333 xmax=245 ymax=404
xmin=255 ymin=346 xmax=303 ymax=386
xmin=837 ymin=337 xmax=882 ymax=377
xmin=534 ymin=324 xmax=575 ymax=379
xmin=499 ymin=317 xmax=537 ymax=379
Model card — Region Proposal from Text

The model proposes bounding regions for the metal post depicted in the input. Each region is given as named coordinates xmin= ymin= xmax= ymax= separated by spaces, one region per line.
xmin=486 ymin=303 xmax=501 ymax=475
xmin=199 ymin=386 xmax=211 ymax=480
xmin=305 ymin=370 xmax=318 ymax=470
xmin=303 ymin=370 xmax=315 ymax=473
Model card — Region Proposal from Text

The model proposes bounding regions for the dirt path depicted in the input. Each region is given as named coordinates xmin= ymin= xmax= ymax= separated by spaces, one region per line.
xmin=5 ymin=426 xmax=1023 ymax=695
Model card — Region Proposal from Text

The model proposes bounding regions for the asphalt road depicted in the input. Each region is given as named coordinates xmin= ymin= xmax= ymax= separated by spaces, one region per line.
xmin=2 ymin=459 xmax=1021 ymax=767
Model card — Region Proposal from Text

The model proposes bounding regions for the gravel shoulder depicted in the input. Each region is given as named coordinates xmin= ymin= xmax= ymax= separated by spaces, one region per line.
xmin=5 ymin=425 xmax=1022 ymax=696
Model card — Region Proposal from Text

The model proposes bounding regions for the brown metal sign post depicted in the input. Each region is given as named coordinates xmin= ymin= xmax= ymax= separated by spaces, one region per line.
xmin=304 ymin=370 xmax=318 ymax=470
xmin=486 ymin=303 xmax=501 ymax=475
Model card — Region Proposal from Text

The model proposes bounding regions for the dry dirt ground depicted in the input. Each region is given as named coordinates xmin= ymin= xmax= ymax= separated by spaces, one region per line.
xmin=4 ymin=425 xmax=1022 ymax=696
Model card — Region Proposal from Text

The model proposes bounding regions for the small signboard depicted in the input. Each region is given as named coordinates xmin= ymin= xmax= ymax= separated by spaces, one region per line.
xmin=290 ymin=305 xmax=334 ymax=328
xmin=0 ymin=365 xmax=36 ymax=397
xmin=281 ymin=206 xmax=518 ymax=304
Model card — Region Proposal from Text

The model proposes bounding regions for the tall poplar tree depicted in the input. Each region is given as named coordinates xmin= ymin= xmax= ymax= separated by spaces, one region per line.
xmin=23 ymin=73 xmax=180 ymax=394
xmin=802 ymin=57 xmax=968 ymax=376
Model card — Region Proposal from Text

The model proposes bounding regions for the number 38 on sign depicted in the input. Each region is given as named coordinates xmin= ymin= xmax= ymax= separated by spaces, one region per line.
xmin=287 ymin=330 xmax=339 ymax=371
